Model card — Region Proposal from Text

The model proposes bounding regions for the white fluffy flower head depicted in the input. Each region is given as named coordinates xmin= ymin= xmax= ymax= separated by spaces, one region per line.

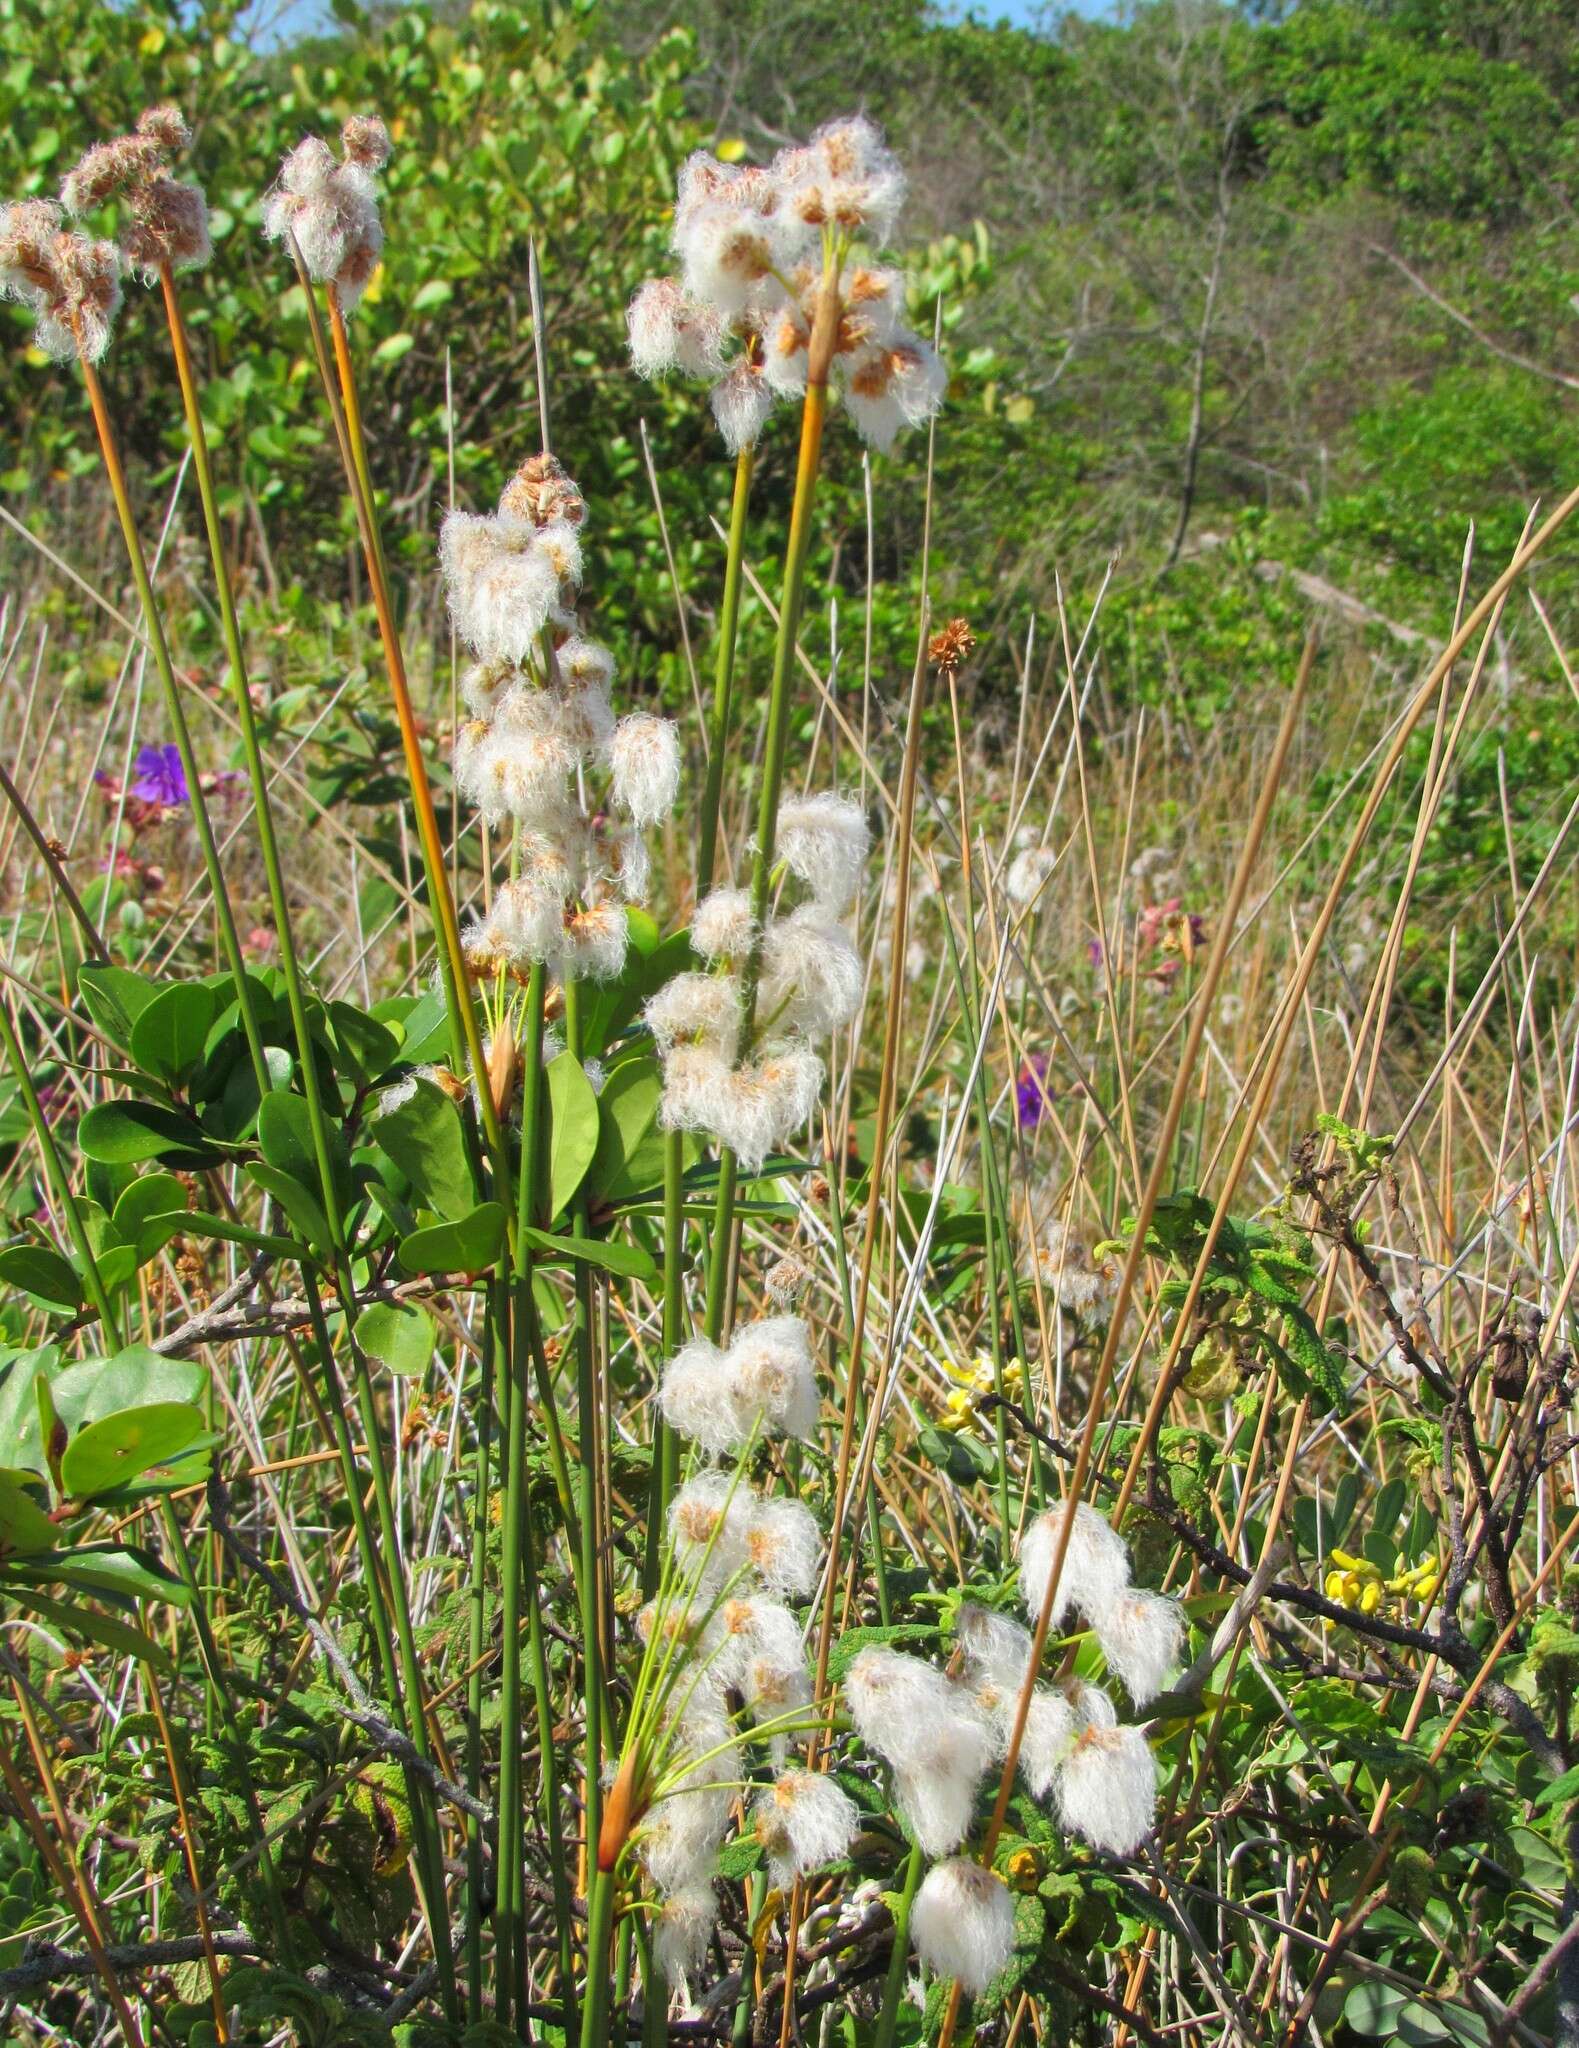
xmin=909 ymin=1858 xmax=1016 ymax=1996
xmin=1018 ymin=1499 xmax=1132 ymax=1632
xmin=776 ymin=792 xmax=871 ymax=915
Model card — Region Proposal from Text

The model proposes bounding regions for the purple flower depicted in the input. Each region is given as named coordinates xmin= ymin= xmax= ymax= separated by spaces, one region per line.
xmin=130 ymin=743 xmax=188 ymax=808
xmin=1016 ymin=1053 xmax=1053 ymax=1130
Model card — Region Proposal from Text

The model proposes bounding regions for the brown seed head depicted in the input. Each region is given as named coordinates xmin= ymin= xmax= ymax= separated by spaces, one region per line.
xmin=928 ymin=617 xmax=976 ymax=677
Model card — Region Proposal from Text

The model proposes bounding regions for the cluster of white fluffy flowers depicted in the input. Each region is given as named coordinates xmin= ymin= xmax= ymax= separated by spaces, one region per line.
xmin=627 ymin=116 xmax=946 ymax=455
xmin=645 ymin=790 xmax=869 ymax=1171
xmin=60 ymin=106 xmax=210 ymax=282
xmin=630 ymin=1472 xmax=853 ymax=1987
xmin=659 ymin=1314 xmax=819 ymax=1456
xmin=441 ymin=453 xmax=681 ymax=994
xmin=940 ymin=1499 xmax=1183 ymax=1857
xmin=842 ymin=1646 xmax=996 ymax=1858
xmin=261 ymin=114 xmax=390 ymax=312
xmin=0 ymin=199 xmax=121 ymax=363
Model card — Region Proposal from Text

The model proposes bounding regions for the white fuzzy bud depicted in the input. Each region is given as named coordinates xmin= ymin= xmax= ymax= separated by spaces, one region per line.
xmin=909 ymin=1859 xmax=1016 ymax=1997
xmin=1093 ymin=1588 xmax=1185 ymax=1708
xmin=745 ymin=1496 xmax=823 ymax=1599
xmin=439 ymin=510 xmax=561 ymax=667
xmin=653 ymin=1884 xmax=716 ymax=1983
xmin=660 ymin=1339 xmax=748 ymax=1460
xmin=753 ymin=1772 xmax=858 ymax=1892
xmin=710 ymin=358 xmax=774 ymax=453
xmin=727 ymin=1314 xmax=819 ymax=1445
xmin=1056 ymin=1722 xmax=1157 ymax=1856
xmin=667 ymin=1470 xmax=754 ymax=1585
xmin=646 ymin=972 xmax=743 ymax=1059
xmin=557 ymin=898 xmax=629 ymax=983
xmin=1018 ymin=1500 xmax=1131 ymax=1632
xmin=609 ymin=711 xmax=681 ymax=827
xmin=776 ymin=792 xmax=871 ymax=915
xmin=1018 ymin=1686 xmax=1082 ymax=1799
xmin=627 ymin=275 xmax=726 ymax=379
xmin=760 ymin=907 xmax=864 ymax=1036
xmin=692 ymin=887 xmax=755 ymax=961
xmin=709 ymin=1046 xmax=824 ymax=1171
xmin=1006 ymin=845 xmax=1058 ymax=908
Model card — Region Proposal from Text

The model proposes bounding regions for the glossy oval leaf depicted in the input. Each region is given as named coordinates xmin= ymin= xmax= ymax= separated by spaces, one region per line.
xmin=258 ymin=1089 xmax=351 ymax=1217
xmin=546 ymin=1051 xmax=599 ymax=1223
xmin=519 ymin=1225 xmax=657 ymax=1282
xmin=397 ymin=1201 xmax=507 ymax=1276
xmin=10 ymin=1544 xmax=191 ymax=1607
xmin=129 ymin=981 xmax=219 ymax=1085
xmin=0 ymin=1469 xmax=60 ymax=1556
xmin=371 ymin=1076 xmax=475 ymax=1216
xmin=49 ymin=1348 xmax=204 ymax=1434
xmin=78 ymin=1100 xmax=222 ymax=1167
xmin=356 ymin=1299 xmax=435 ymax=1378
xmin=59 ymin=1403 xmax=207 ymax=1499
xmin=245 ymin=1161 xmax=332 ymax=1253
xmin=0 ymin=1244 xmax=84 ymax=1315
xmin=587 ymin=1056 xmax=665 ymax=1204
xmin=112 ymin=1173 xmax=189 ymax=1263
xmin=76 ymin=964 xmax=159 ymax=1048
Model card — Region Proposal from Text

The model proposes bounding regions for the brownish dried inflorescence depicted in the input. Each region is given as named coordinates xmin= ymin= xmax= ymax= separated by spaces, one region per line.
xmin=928 ymin=616 xmax=976 ymax=676
xmin=0 ymin=200 xmax=122 ymax=362
xmin=499 ymin=452 xmax=587 ymax=529
xmin=59 ymin=104 xmax=209 ymax=280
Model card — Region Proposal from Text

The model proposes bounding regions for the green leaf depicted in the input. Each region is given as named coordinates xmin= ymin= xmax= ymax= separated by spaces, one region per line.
xmin=356 ymin=1300 xmax=435 ymax=1378
xmin=397 ymin=1202 xmax=507 ymax=1276
xmin=258 ymin=1090 xmax=350 ymax=1219
xmin=9 ymin=1544 xmax=191 ymax=1606
xmin=112 ymin=1173 xmax=189 ymax=1262
xmin=0 ymin=1348 xmax=59 ymax=1474
xmin=157 ymin=1211 xmax=312 ymax=1265
xmin=371 ymin=1077 xmax=475 ymax=1216
xmin=4 ymin=1585 xmax=172 ymax=1671
xmin=545 ymin=1051 xmax=599 ymax=1223
xmin=60 ymin=1404 xmax=207 ymax=1499
xmin=78 ymin=1100 xmax=223 ymax=1167
xmin=328 ymin=1003 xmax=402 ymax=1088
xmin=246 ymin=1162 xmax=332 ymax=1253
xmin=827 ymin=1623 xmax=937 ymax=1682
xmin=587 ymin=1056 xmax=666 ymax=1203
xmin=76 ymin=964 xmax=159 ymax=1047
xmin=0 ymin=1470 xmax=59 ymax=1556
xmin=1533 ymin=1764 xmax=1579 ymax=1812
xmin=0 ymin=1244 xmax=84 ymax=1315
xmin=915 ymin=1421 xmax=997 ymax=1486
xmin=129 ymin=982 xmax=220 ymax=1085
xmin=518 ymin=1225 xmax=656 ymax=1281
xmin=49 ymin=1348 xmax=204 ymax=1433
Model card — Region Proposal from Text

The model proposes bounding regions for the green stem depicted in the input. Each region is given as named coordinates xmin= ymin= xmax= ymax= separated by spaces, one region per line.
xmin=696 ymin=445 xmax=755 ymax=898
xmin=500 ymin=966 xmax=547 ymax=2030
xmin=703 ymin=285 xmax=837 ymax=1336
xmin=578 ymin=1866 xmax=618 ymax=2048
xmin=75 ymin=350 xmax=268 ymax=1098
xmin=873 ymin=1842 xmax=924 ymax=2048
xmin=644 ymin=1125 xmax=686 ymax=1596
xmin=464 ymin=1292 xmax=495 ymax=2016
xmin=564 ymin=983 xmax=605 ymax=1913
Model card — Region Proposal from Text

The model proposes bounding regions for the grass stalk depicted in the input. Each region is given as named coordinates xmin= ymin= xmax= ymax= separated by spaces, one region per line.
xmin=74 ymin=346 xmax=269 ymax=1095
xmin=696 ymin=444 xmax=755 ymax=897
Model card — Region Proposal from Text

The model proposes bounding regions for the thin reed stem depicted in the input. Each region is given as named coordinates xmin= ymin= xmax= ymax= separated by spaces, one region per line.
xmin=75 ymin=346 xmax=269 ymax=1096
xmin=696 ymin=444 xmax=755 ymax=896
